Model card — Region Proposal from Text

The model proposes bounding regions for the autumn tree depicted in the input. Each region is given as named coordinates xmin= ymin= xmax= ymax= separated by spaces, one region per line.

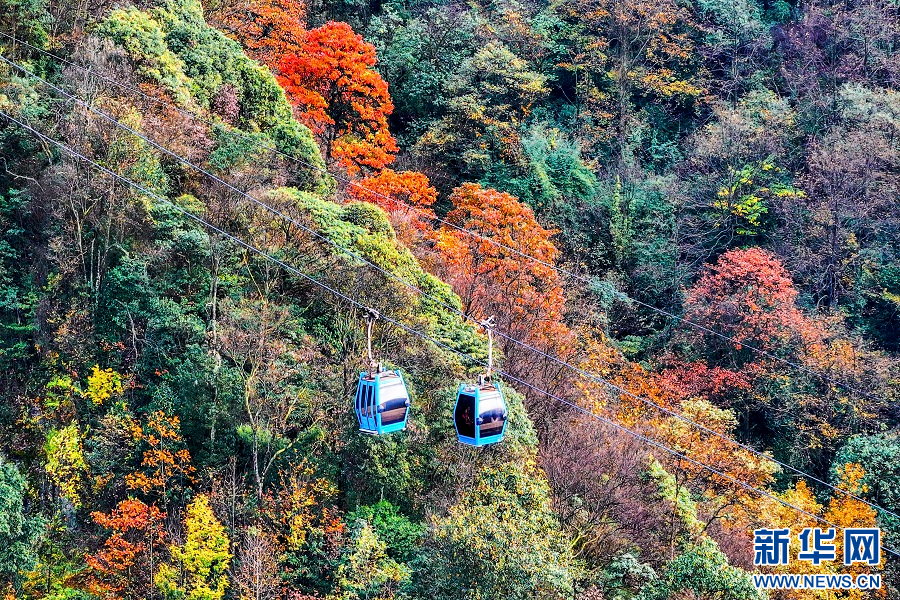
xmin=675 ymin=247 xmax=890 ymax=474
xmin=576 ymin=337 xmax=680 ymax=426
xmin=793 ymin=112 xmax=900 ymax=311
xmin=825 ymin=464 xmax=883 ymax=575
xmin=433 ymin=183 xmax=574 ymax=387
xmin=210 ymin=0 xmax=307 ymax=68
xmin=660 ymin=361 xmax=751 ymax=407
xmin=681 ymin=247 xmax=819 ymax=365
xmin=346 ymin=168 xmax=437 ymax=246
xmin=656 ymin=399 xmax=778 ymax=534
xmin=44 ymin=424 xmax=89 ymax=508
xmin=233 ymin=528 xmax=282 ymax=600
xmin=552 ymin=0 xmax=703 ymax=163
xmin=760 ymin=464 xmax=883 ymax=600
xmin=156 ymin=495 xmax=232 ymax=600
xmin=573 ymin=337 xmax=776 ymax=557
xmin=541 ymin=414 xmax=655 ymax=567
xmin=84 ymin=365 xmax=125 ymax=406
xmin=125 ymin=411 xmax=196 ymax=506
xmin=87 ymin=499 xmax=166 ymax=599
xmin=675 ymin=90 xmax=799 ymax=267
xmin=260 ymin=467 xmax=345 ymax=591
xmin=277 ymin=21 xmax=398 ymax=174
xmin=707 ymin=158 xmax=803 ymax=242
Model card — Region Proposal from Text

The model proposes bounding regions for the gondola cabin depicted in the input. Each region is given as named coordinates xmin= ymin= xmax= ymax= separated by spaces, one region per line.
xmin=454 ymin=380 xmax=507 ymax=446
xmin=355 ymin=369 xmax=411 ymax=434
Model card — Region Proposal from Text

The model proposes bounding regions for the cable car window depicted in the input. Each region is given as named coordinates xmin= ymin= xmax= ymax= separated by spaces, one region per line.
xmin=365 ymin=384 xmax=375 ymax=419
xmin=379 ymin=376 xmax=408 ymax=426
xmin=478 ymin=393 xmax=504 ymax=416
xmin=455 ymin=393 xmax=476 ymax=438
xmin=478 ymin=391 xmax=505 ymax=437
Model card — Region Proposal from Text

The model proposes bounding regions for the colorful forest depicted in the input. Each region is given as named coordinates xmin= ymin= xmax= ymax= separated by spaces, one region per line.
xmin=0 ymin=0 xmax=899 ymax=597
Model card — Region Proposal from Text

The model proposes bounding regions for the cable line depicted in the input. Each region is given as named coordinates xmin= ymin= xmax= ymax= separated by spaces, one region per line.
xmin=0 ymin=28 xmax=885 ymax=408
xmin=4 ymin=108 xmax=895 ymax=559
xmin=4 ymin=51 xmax=898 ymax=525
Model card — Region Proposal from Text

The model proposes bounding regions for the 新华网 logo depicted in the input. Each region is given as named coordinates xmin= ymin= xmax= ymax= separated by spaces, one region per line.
xmin=754 ymin=527 xmax=880 ymax=566
xmin=751 ymin=527 xmax=882 ymax=591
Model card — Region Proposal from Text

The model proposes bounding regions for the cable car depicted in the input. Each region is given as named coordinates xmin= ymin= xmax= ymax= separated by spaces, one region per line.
xmin=454 ymin=317 xmax=507 ymax=446
xmin=454 ymin=378 xmax=507 ymax=446
xmin=355 ymin=367 xmax=411 ymax=434
xmin=354 ymin=310 xmax=411 ymax=435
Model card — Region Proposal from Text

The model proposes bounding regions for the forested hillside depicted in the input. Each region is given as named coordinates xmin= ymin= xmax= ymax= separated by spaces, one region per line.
xmin=0 ymin=0 xmax=898 ymax=598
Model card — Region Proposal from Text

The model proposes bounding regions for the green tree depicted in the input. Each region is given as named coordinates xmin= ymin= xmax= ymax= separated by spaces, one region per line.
xmin=96 ymin=0 xmax=326 ymax=191
xmin=411 ymin=459 xmax=579 ymax=600
xmin=836 ymin=434 xmax=900 ymax=536
xmin=0 ymin=0 xmax=49 ymax=50
xmin=600 ymin=552 xmax=657 ymax=600
xmin=482 ymin=123 xmax=598 ymax=221
xmin=0 ymin=456 xmax=43 ymax=591
xmin=414 ymin=41 xmax=549 ymax=183
xmin=345 ymin=501 xmax=425 ymax=563
xmin=0 ymin=189 xmax=36 ymax=370
xmin=639 ymin=537 xmax=764 ymax=600
xmin=331 ymin=520 xmax=410 ymax=600
xmin=363 ymin=7 xmax=479 ymax=147
xmin=676 ymin=89 xmax=798 ymax=268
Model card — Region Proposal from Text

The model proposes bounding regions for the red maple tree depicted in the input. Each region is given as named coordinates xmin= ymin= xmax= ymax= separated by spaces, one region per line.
xmin=660 ymin=360 xmax=752 ymax=405
xmin=277 ymin=21 xmax=398 ymax=174
xmin=683 ymin=247 xmax=820 ymax=358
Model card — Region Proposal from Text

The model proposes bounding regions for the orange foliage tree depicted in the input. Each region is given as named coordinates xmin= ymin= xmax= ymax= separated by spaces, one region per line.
xmin=277 ymin=21 xmax=398 ymax=174
xmin=86 ymin=499 xmax=166 ymax=599
xmin=347 ymin=168 xmax=437 ymax=246
xmin=125 ymin=411 xmax=196 ymax=505
xmin=434 ymin=183 xmax=574 ymax=380
xmin=577 ymin=337 xmax=678 ymax=426
xmin=658 ymin=399 xmax=778 ymax=524
xmin=211 ymin=0 xmax=307 ymax=68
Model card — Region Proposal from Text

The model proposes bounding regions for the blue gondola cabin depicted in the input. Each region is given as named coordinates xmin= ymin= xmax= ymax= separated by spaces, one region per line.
xmin=454 ymin=380 xmax=507 ymax=446
xmin=355 ymin=369 xmax=411 ymax=434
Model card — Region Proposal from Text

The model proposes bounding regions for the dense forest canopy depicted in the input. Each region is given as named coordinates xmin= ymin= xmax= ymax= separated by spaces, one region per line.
xmin=0 ymin=0 xmax=898 ymax=597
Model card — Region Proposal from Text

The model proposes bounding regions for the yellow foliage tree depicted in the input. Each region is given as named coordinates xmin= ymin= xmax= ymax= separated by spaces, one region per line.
xmin=156 ymin=495 xmax=232 ymax=600
xmin=84 ymin=365 xmax=124 ymax=406
xmin=44 ymin=424 xmax=88 ymax=507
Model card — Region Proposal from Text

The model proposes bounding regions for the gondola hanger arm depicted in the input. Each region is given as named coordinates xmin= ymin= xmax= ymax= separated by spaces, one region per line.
xmin=366 ymin=309 xmax=381 ymax=374
xmin=479 ymin=316 xmax=496 ymax=382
